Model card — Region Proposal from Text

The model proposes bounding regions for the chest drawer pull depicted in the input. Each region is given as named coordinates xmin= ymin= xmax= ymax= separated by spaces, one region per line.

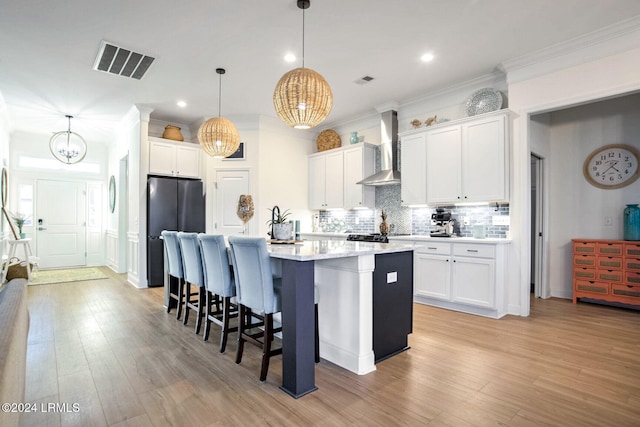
xmin=466 ymin=249 xmax=479 ymax=253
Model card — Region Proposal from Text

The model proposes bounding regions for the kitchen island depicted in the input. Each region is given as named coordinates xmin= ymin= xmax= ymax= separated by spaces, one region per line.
xmin=268 ymin=240 xmax=414 ymax=398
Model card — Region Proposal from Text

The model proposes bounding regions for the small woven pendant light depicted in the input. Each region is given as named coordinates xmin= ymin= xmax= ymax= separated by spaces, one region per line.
xmin=273 ymin=0 xmax=332 ymax=129
xmin=198 ymin=68 xmax=241 ymax=158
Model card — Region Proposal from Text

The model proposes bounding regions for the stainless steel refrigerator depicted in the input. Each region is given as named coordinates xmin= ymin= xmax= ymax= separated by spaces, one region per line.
xmin=147 ymin=176 xmax=205 ymax=287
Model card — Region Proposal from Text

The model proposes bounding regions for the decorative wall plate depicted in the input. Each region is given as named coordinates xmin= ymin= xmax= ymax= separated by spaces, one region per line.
xmin=465 ymin=88 xmax=503 ymax=116
xmin=316 ymin=129 xmax=341 ymax=152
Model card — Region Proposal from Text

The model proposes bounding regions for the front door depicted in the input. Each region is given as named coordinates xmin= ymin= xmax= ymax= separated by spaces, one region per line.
xmin=36 ymin=179 xmax=87 ymax=269
xmin=215 ymin=170 xmax=250 ymax=236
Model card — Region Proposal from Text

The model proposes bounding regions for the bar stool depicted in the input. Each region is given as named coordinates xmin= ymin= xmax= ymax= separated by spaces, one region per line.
xmin=161 ymin=231 xmax=185 ymax=319
xmin=197 ymin=234 xmax=238 ymax=353
xmin=177 ymin=232 xmax=206 ymax=334
xmin=228 ymin=236 xmax=320 ymax=382
xmin=1 ymin=238 xmax=34 ymax=283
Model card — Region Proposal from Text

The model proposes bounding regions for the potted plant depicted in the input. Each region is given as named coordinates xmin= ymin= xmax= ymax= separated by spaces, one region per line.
xmin=10 ymin=211 xmax=30 ymax=239
xmin=266 ymin=206 xmax=293 ymax=240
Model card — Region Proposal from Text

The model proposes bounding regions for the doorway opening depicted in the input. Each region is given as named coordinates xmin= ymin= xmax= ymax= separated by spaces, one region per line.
xmin=530 ymin=153 xmax=546 ymax=298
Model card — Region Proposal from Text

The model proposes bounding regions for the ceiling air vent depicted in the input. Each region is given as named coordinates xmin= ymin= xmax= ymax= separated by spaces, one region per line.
xmin=354 ymin=75 xmax=375 ymax=85
xmin=93 ymin=41 xmax=155 ymax=80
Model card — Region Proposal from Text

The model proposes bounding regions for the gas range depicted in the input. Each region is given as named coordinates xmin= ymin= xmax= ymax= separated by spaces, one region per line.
xmin=346 ymin=234 xmax=389 ymax=243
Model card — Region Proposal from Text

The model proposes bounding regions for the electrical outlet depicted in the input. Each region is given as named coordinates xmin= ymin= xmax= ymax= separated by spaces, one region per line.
xmin=463 ymin=216 xmax=470 ymax=225
xmin=492 ymin=215 xmax=510 ymax=226
xmin=604 ymin=216 xmax=613 ymax=226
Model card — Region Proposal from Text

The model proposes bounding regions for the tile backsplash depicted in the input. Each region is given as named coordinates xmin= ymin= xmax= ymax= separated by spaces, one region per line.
xmin=317 ymin=199 xmax=510 ymax=238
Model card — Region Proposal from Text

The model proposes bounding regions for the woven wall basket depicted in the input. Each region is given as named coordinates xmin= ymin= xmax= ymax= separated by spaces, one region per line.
xmin=316 ymin=129 xmax=341 ymax=152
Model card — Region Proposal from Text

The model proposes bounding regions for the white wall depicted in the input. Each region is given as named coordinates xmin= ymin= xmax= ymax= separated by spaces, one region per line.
xmin=203 ymin=115 xmax=315 ymax=238
xmin=507 ymin=45 xmax=640 ymax=315
xmin=544 ymin=95 xmax=640 ymax=299
xmin=256 ymin=116 xmax=315 ymax=236
xmin=0 ymin=95 xmax=10 ymax=263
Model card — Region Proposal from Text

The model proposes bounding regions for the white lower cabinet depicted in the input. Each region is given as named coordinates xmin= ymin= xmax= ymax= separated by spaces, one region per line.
xmin=414 ymin=242 xmax=451 ymax=300
xmin=413 ymin=240 xmax=507 ymax=318
xmin=451 ymin=256 xmax=495 ymax=308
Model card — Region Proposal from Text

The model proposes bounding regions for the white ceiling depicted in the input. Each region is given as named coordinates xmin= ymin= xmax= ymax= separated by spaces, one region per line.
xmin=1 ymin=0 xmax=639 ymax=145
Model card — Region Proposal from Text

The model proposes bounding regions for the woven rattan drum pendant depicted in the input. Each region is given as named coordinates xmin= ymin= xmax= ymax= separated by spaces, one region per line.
xmin=273 ymin=0 xmax=332 ymax=129
xmin=198 ymin=68 xmax=241 ymax=158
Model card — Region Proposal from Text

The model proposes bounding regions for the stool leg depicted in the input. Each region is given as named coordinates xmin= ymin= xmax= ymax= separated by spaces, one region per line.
xmin=176 ymin=279 xmax=184 ymax=320
xmin=219 ymin=296 xmax=231 ymax=353
xmin=183 ymin=282 xmax=191 ymax=325
xmin=195 ymin=287 xmax=205 ymax=335
xmin=260 ymin=313 xmax=273 ymax=382
xmin=203 ymin=290 xmax=212 ymax=341
xmin=236 ymin=305 xmax=246 ymax=364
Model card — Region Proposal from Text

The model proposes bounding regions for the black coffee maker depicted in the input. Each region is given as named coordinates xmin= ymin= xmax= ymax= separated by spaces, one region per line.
xmin=430 ymin=208 xmax=454 ymax=237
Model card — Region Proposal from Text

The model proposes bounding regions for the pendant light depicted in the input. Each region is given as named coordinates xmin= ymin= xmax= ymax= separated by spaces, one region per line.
xmin=273 ymin=0 xmax=332 ymax=129
xmin=198 ymin=68 xmax=241 ymax=158
xmin=49 ymin=115 xmax=87 ymax=164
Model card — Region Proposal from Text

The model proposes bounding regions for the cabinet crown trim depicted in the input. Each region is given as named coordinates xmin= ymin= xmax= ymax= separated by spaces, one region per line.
xmin=399 ymin=109 xmax=514 ymax=137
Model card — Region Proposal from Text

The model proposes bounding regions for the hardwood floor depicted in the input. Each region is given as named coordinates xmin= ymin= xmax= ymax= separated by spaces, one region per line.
xmin=19 ymin=268 xmax=640 ymax=426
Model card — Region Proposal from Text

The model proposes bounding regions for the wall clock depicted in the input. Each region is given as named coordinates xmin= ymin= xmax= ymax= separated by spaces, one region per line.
xmin=108 ymin=175 xmax=116 ymax=213
xmin=583 ymin=144 xmax=639 ymax=189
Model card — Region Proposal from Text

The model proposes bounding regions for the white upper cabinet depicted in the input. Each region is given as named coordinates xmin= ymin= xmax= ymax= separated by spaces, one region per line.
xmin=400 ymin=110 xmax=510 ymax=206
xmin=400 ymin=133 xmax=428 ymax=206
xmin=309 ymin=150 xmax=344 ymax=210
xmin=343 ymin=144 xmax=375 ymax=209
xmin=149 ymin=137 xmax=200 ymax=178
xmin=461 ymin=114 xmax=507 ymax=202
xmin=309 ymin=143 xmax=375 ymax=210
xmin=425 ymin=126 xmax=462 ymax=204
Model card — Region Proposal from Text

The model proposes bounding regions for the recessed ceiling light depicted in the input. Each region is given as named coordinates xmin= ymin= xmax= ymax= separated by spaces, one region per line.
xmin=284 ymin=53 xmax=296 ymax=63
xmin=421 ymin=53 xmax=435 ymax=62
xmin=177 ymin=100 xmax=187 ymax=108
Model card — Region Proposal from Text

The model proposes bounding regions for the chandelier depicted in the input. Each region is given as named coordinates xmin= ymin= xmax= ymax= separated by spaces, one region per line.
xmin=198 ymin=68 xmax=241 ymax=158
xmin=273 ymin=0 xmax=332 ymax=129
xmin=49 ymin=115 xmax=87 ymax=164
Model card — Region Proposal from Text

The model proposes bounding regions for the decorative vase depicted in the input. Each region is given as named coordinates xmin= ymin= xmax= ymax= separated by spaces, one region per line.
xmin=379 ymin=210 xmax=389 ymax=236
xmin=19 ymin=232 xmax=25 ymax=239
xmin=162 ymin=125 xmax=184 ymax=141
xmin=236 ymin=195 xmax=254 ymax=235
xmin=350 ymin=131 xmax=359 ymax=144
xmin=624 ymin=204 xmax=640 ymax=241
xmin=273 ymin=223 xmax=293 ymax=240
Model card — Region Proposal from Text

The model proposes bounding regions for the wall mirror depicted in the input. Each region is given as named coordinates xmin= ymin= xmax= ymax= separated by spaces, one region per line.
xmin=109 ymin=175 xmax=116 ymax=213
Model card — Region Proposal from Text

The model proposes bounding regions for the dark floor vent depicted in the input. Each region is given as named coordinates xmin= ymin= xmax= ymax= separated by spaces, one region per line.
xmin=93 ymin=41 xmax=155 ymax=80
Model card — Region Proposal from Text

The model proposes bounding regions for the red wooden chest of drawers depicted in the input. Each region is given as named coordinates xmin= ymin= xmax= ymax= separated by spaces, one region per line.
xmin=572 ymin=239 xmax=640 ymax=307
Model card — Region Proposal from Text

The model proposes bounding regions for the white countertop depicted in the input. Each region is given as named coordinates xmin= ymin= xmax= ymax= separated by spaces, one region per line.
xmin=268 ymin=240 xmax=414 ymax=261
xmin=299 ymin=232 xmax=511 ymax=245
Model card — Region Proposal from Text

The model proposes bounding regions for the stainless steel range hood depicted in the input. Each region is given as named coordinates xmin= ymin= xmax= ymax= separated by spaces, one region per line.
xmin=357 ymin=110 xmax=400 ymax=186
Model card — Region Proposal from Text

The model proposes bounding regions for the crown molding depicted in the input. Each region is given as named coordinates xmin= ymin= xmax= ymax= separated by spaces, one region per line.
xmin=500 ymin=16 xmax=640 ymax=84
xmin=401 ymin=72 xmax=507 ymax=109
